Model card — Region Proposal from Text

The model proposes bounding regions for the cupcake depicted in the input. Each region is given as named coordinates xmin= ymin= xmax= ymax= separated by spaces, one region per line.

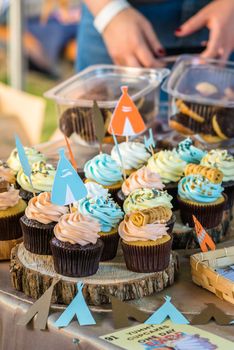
xmin=111 ymin=141 xmax=150 ymax=175
xmin=175 ymin=138 xmax=206 ymax=164
xmin=117 ymin=166 xmax=165 ymax=207
xmin=82 ymin=181 xmax=109 ymax=200
xmin=84 ymin=153 xmax=123 ymax=199
xmin=51 ymin=212 xmax=103 ymax=277
xmin=17 ymin=161 xmax=56 ymax=202
xmin=119 ymin=208 xmax=172 ymax=273
xmin=7 ymin=147 xmax=46 ymax=173
xmin=77 ymin=195 xmax=124 ymax=261
xmin=0 ymin=160 xmax=16 ymax=185
xmin=147 ymin=150 xmax=186 ymax=210
xmin=201 ymin=149 xmax=234 ymax=209
xmin=123 ymin=188 xmax=173 ymax=214
xmin=20 ymin=192 xmax=67 ymax=255
xmin=0 ymin=178 xmax=26 ymax=241
xmin=178 ymin=174 xmax=226 ymax=228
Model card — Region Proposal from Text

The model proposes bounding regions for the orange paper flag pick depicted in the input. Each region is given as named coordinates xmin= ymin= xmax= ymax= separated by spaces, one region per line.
xmin=193 ymin=215 xmax=216 ymax=252
xmin=108 ymin=86 xmax=146 ymax=136
xmin=64 ymin=135 xmax=78 ymax=170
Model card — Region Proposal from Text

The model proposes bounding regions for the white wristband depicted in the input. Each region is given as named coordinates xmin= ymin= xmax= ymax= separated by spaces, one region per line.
xmin=94 ymin=0 xmax=130 ymax=34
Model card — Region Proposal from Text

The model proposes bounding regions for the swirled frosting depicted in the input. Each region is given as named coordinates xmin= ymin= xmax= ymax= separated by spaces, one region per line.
xmin=0 ymin=186 xmax=20 ymax=210
xmin=178 ymin=175 xmax=224 ymax=203
xmin=201 ymin=150 xmax=234 ymax=182
xmin=0 ymin=161 xmax=15 ymax=184
xmin=84 ymin=182 xmax=109 ymax=199
xmin=25 ymin=192 xmax=68 ymax=224
xmin=118 ymin=214 xmax=168 ymax=242
xmin=78 ymin=196 xmax=124 ymax=232
xmin=176 ymin=138 xmax=206 ymax=164
xmin=111 ymin=142 xmax=150 ymax=170
xmin=122 ymin=166 xmax=164 ymax=196
xmin=7 ymin=147 xmax=46 ymax=173
xmin=147 ymin=150 xmax=186 ymax=183
xmin=17 ymin=161 xmax=56 ymax=193
xmin=84 ymin=153 xmax=123 ymax=186
xmin=123 ymin=188 xmax=173 ymax=214
xmin=54 ymin=212 xmax=100 ymax=245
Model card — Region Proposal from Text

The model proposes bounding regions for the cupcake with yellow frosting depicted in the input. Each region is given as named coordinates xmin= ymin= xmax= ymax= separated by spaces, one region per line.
xmin=51 ymin=212 xmax=104 ymax=277
xmin=119 ymin=207 xmax=172 ymax=272
xmin=117 ymin=166 xmax=164 ymax=207
xmin=123 ymin=188 xmax=173 ymax=214
xmin=0 ymin=178 xmax=26 ymax=241
xmin=147 ymin=150 xmax=186 ymax=210
xmin=201 ymin=149 xmax=234 ymax=209
xmin=84 ymin=153 xmax=123 ymax=199
xmin=178 ymin=174 xmax=226 ymax=228
xmin=77 ymin=195 xmax=124 ymax=261
xmin=7 ymin=147 xmax=46 ymax=174
xmin=17 ymin=161 xmax=56 ymax=202
xmin=0 ymin=161 xmax=16 ymax=185
xmin=111 ymin=141 xmax=151 ymax=175
xmin=20 ymin=192 xmax=67 ymax=255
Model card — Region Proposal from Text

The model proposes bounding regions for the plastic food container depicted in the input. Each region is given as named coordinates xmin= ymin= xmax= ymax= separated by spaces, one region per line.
xmin=163 ymin=55 xmax=234 ymax=144
xmin=45 ymin=65 xmax=169 ymax=144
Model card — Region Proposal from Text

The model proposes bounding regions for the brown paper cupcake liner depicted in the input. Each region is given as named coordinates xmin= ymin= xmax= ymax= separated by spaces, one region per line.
xmin=99 ymin=231 xmax=119 ymax=261
xmin=19 ymin=188 xmax=35 ymax=203
xmin=121 ymin=237 xmax=172 ymax=273
xmin=20 ymin=215 xmax=55 ymax=255
xmin=165 ymin=183 xmax=179 ymax=211
xmin=116 ymin=189 xmax=126 ymax=209
xmin=178 ymin=195 xmax=226 ymax=229
xmin=166 ymin=214 xmax=176 ymax=236
xmin=223 ymin=181 xmax=234 ymax=210
xmin=50 ymin=238 xmax=103 ymax=277
xmin=0 ymin=211 xmax=25 ymax=241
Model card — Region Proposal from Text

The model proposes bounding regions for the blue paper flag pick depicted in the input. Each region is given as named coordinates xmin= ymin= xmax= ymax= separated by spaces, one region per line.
xmin=15 ymin=134 xmax=33 ymax=187
xmin=51 ymin=148 xmax=87 ymax=206
xmin=144 ymin=128 xmax=155 ymax=153
xmin=55 ymin=282 xmax=96 ymax=327
xmin=144 ymin=296 xmax=190 ymax=325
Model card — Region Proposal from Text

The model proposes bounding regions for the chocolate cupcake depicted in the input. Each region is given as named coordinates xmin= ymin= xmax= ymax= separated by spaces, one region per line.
xmin=119 ymin=210 xmax=172 ymax=273
xmin=17 ymin=161 xmax=56 ymax=202
xmin=117 ymin=166 xmax=165 ymax=208
xmin=201 ymin=150 xmax=234 ymax=210
xmin=51 ymin=212 xmax=103 ymax=277
xmin=0 ymin=178 xmax=26 ymax=241
xmin=77 ymin=195 xmax=124 ymax=261
xmin=20 ymin=192 xmax=67 ymax=255
xmin=178 ymin=174 xmax=226 ymax=228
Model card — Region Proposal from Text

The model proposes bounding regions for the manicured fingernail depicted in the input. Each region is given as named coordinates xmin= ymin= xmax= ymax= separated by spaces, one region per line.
xmin=175 ymin=27 xmax=182 ymax=34
xmin=158 ymin=48 xmax=166 ymax=56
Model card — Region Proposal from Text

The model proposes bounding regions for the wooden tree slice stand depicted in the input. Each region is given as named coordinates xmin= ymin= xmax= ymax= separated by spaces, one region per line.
xmin=10 ymin=243 xmax=179 ymax=306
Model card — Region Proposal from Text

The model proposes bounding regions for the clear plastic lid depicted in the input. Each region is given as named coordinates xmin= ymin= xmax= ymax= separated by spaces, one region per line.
xmin=45 ymin=64 xmax=170 ymax=108
xmin=163 ymin=55 xmax=234 ymax=108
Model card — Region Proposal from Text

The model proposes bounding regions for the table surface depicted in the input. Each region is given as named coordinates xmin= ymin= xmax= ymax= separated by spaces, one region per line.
xmin=1 ymin=237 xmax=234 ymax=350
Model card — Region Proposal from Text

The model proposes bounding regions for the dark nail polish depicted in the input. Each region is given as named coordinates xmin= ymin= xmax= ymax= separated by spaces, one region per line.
xmin=158 ymin=48 xmax=166 ymax=56
xmin=175 ymin=27 xmax=182 ymax=33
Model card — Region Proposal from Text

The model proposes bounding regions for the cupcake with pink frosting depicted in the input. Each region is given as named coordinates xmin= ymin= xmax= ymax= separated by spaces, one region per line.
xmin=20 ymin=192 xmax=67 ymax=255
xmin=116 ymin=166 xmax=164 ymax=208
xmin=0 ymin=178 xmax=26 ymax=242
xmin=51 ymin=212 xmax=104 ymax=277
xmin=119 ymin=206 xmax=172 ymax=273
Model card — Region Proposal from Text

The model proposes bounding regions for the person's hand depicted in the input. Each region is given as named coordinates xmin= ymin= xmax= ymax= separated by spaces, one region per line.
xmin=103 ymin=7 xmax=165 ymax=67
xmin=175 ymin=0 xmax=234 ymax=61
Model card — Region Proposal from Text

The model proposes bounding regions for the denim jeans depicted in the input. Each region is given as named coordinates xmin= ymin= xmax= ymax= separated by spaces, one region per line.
xmin=76 ymin=0 xmax=211 ymax=71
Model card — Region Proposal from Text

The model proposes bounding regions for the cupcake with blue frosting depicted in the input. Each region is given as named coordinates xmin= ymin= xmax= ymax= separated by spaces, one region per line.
xmin=178 ymin=174 xmax=226 ymax=228
xmin=78 ymin=195 xmax=124 ymax=260
xmin=84 ymin=153 xmax=123 ymax=199
xmin=176 ymin=138 xmax=206 ymax=164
